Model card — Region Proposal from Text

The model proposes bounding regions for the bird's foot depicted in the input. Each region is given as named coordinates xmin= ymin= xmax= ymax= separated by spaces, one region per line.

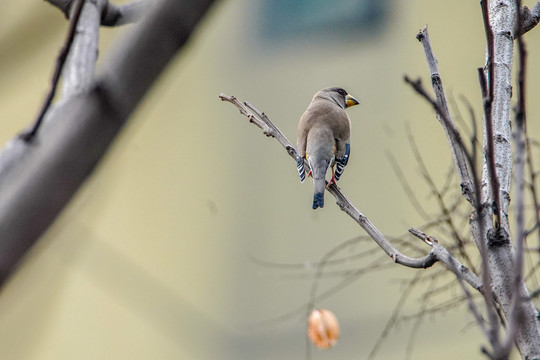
xmin=326 ymin=166 xmax=336 ymax=189
xmin=326 ymin=176 xmax=336 ymax=189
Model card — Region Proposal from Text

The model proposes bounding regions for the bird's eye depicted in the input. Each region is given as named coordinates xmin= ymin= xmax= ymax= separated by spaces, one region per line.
xmin=337 ymin=89 xmax=347 ymax=96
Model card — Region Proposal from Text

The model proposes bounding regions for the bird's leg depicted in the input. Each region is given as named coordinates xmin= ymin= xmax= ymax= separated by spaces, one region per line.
xmin=326 ymin=166 xmax=336 ymax=188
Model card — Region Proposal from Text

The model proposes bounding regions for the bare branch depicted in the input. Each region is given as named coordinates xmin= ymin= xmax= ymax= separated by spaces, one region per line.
xmin=406 ymin=128 xmax=477 ymax=272
xmin=404 ymin=75 xmax=479 ymax=208
xmin=408 ymin=228 xmax=483 ymax=291
xmin=385 ymin=151 xmax=431 ymax=221
xmin=367 ymin=272 xmax=422 ymax=360
xmin=501 ymin=0 xmax=528 ymax=355
xmin=59 ymin=0 xmax=108 ymax=98
xmin=306 ymin=237 xmax=364 ymax=357
xmin=102 ymin=0 xmax=149 ymax=26
xmin=404 ymin=277 xmax=437 ymax=360
xmin=480 ymin=0 xmax=509 ymax=234
xmin=252 ymin=258 xmax=393 ymax=330
xmin=519 ymin=2 xmax=540 ymax=34
xmin=45 ymin=0 xmax=148 ymax=26
xmin=219 ymin=94 xmax=299 ymax=161
xmin=415 ymin=26 xmax=475 ymax=204
xmin=22 ymin=0 xmax=86 ymax=141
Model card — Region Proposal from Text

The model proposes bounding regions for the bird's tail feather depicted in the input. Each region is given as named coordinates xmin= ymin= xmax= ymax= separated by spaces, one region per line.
xmin=309 ymin=156 xmax=330 ymax=210
xmin=312 ymin=179 xmax=326 ymax=209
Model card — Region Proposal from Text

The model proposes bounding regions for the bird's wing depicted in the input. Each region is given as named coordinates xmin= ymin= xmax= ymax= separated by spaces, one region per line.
xmin=296 ymin=109 xmax=313 ymax=182
xmin=334 ymin=142 xmax=350 ymax=181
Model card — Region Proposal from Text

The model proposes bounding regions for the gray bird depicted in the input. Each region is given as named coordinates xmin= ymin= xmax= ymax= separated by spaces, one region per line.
xmin=296 ymin=87 xmax=359 ymax=209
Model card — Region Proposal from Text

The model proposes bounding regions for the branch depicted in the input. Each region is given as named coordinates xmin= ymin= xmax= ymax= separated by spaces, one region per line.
xmin=102 ymin=0 xmax=149 ymax=26
xmin=519 ymin=2 xmax=540 ymax=34
xmin=403 ymin=76 xmax=482 ymax=215
xmin=45 ymin=0 xmax=148 ymax=26
xmin=59 ymin=0 xmax=108 ymax=98
xmin=408 ymin=228 xmax=482 ymax=291
xmin=22 ymin=0 xmax=86 ymax=141
xmin=27 ymin=0 xmax=150 ymax=140
xmin=220 ymin=93 xmax=483 ymax=291
xmin=502 ymin=0 xmax=528 ymax=355
xmin=367 ymin=272 xmax=423 ymax=360
xmin=218 ymin=94 xmax=301 ymax=163
xmin=480 ymin=0 xmax=503 ymax=230
xmin=0 ymin=0 xmax=216 ymax=285
xmin=414 ymin=26 xmax=476 ymax=205
xmin=404 ymin=127 xmax=479 ymax=274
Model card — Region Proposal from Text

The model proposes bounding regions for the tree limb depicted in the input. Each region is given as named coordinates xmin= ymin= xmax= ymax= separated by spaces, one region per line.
xmin=59 ymin=0 xmax=108 ymax=98
xmin=519 ymin=1 xmax=540 ymax=34
xmin=22 ymin=0 xmax=86 ymax=140
xmin=480 ymin=1 xmax=504 ymax=233
xmin=45 ymin=0 xmax=148 ymax=26
xmin=0 ymin=0 xmax=216 ymax=285
xmin=415 ymin=26 xmax=476 ymax=205
xmin=501 ymin=0 xmax=529 ymax=355
xmin=102 ymin=0 xmax=149 ymax=26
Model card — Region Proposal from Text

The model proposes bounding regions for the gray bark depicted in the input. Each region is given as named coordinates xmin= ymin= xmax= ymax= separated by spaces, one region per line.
xmin=479 ymin=1 xmax=540 ymax=358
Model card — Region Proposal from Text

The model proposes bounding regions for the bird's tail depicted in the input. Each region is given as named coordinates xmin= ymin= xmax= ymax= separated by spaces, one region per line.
xmin=312 ymin=178 xmax=326 ymax=209
xmin=308 ymin=146 xmax=332 ymax=210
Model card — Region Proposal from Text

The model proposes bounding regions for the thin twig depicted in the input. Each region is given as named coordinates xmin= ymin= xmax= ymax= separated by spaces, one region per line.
xmin=404 ymin=277 xmax=437 ymax=360
xmin=401 ymin=295 xmax=468 ymax=320
xmin=22 ymin=0 xmax=87 ymax=141
xmin=367 ymin=272 xmax=423 ymax=360
xmin=46 ymin=0 xmax=148 ymax=26
xmin=385 ymin=151 xmax=431 ymax=222
xmin=406 ymin=127 xmax=476 ymax=272
xmin=415 ymin=26 xmax=475 ymax=204
xmin=219 ymin=94 xmax=299 ymax=162
xmin=305 ymin=237 xmax=362 ymax=359
xmin=251 ymin=258 xmax=394 ymax=330
xmin=480 ymin=0 xmax=502 ymax=230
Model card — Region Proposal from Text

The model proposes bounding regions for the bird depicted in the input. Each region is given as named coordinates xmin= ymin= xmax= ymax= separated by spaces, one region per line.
xmin=296 ymin=87 xmax=359 ymax=210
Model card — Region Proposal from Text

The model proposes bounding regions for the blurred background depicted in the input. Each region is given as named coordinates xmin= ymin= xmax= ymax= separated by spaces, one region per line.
xmin=1 ymin=0 xmax=539 ymax=359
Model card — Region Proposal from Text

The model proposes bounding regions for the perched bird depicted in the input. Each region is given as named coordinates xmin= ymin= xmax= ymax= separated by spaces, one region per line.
xmin=296 ymin=87 xmax=359 ymax=209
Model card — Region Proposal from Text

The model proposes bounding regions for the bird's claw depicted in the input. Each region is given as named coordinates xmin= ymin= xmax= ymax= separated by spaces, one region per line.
xmin=326 ymin=176 xmax=336 ymax=189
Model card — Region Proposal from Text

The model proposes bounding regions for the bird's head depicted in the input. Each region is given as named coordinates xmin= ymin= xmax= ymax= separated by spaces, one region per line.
xmin=316 ymin=87 xmax=359 ymax=109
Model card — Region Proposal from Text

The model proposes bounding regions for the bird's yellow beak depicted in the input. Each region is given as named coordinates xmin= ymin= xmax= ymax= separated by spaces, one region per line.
xmin=345 ymin=94 xmax=359 ymax=108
